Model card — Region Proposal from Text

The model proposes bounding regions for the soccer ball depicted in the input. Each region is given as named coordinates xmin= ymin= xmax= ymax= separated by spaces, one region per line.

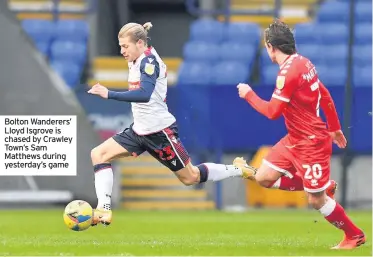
xmin=63 ymin=200 xmax=93 ymax=231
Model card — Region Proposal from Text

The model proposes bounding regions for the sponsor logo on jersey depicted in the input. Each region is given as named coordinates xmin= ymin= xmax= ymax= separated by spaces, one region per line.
xmin=145 ymin=63 xmax=155 ymax=75
xmin=276 ymin=76 xmax=286 ymax=89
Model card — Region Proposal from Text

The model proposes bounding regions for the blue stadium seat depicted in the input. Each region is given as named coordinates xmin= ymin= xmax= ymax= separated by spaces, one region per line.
xmin=355 ymin=23 xmax=372 ymax=45
xmin=261 ymin=64 xmax=279 ymax=86
xmin=355 ymin=2 xmax=372 ymax=22
xmin=317 ymin=65 xmax=347 ymax=87
xmin=353 ymin=66 xmax=372 ymax=87
xmin=353 ymin=45 xmax=372 ymax=66
xmin=177 ymin=61 xmax=212 ymax=86
xmin=317 ymin=1 xmax=349 ymax=23
xmin=50 ymin=61 xmax=82 ymax=87
xmin=183 ymin=41 xmax=219 ymax=62
xmin=35 ymin=41 xmax=50 ymax=55
xmin=55 ymin=20 xmax=89 ymax=41
xmin=21 ymin=19 xmax=54 ymax=44
xmin=50 ymin=40 xmax=87 ymax=65
xmin=318 ymin=23 xmax=348 ymax=45
xmin=226 ymin=22 xmax=261 ymax=46
xmin=294 ymin=22 xmax=318 ymax=44
xmin=219 ymin=42 xmax=256 ymax=66
xmin=190 ymin=19 xmax=225 ymax=43
xmin=212 ymin=61 xmax=250 ymax=85
xmin=323 ymin=44 xmax=348 ymax=66
xmin=297 ymin=44 xmax=323 ymax=64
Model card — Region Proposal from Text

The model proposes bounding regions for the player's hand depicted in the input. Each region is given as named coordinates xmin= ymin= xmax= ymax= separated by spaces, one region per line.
xmin=87 ymin=83 xmax=109 ymax=99
xmin=237 ymin=83 xmax=252 ymax=99
xmin=330 ymin=130 xmax=347 ymax=149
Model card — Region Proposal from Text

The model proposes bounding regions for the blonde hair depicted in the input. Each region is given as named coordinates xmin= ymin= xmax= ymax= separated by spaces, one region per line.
xmin=118 ymin=22 xmax=153 ymax=45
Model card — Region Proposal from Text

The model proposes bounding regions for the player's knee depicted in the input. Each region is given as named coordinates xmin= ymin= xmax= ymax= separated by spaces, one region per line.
xmin=255 ymin=170 xmax=273 ymax=188
xmin=255 ymin=164 xmax=282 ymax=188
xmin=176 ymin=166 xmax=199 ymax=186
xmin=255 ymin=176 xmax=270 ymax=187
xmin=91 ymin=146 xmax=107 ymax=164
xmin=178 ymin=174 xmax=198 ymax=186
xmin=178 ymin=176 xmax=196 ymax=186
xmin=257 ymin=179 xmax=274 ymax=188
xmin=307 ymin=191 xmax=326 ymax=209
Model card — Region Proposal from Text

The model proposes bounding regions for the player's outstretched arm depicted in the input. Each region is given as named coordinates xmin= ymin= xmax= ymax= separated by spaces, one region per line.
xmin=319 ymin=81 xmax=347 ymax=148
xmin=87 ymin=82 xmax=154 ymax=103
xmin=237 ymin=83 xmax=287 ymax=120
xmin=88 ymin=55 xmax=159 ymax=103
xmin=319 ymin=81 xmax=341 ymax=132
xmin=107 ymin=82 xmax=154 ymax=103
xmin=88 ymin=81 xmax=154 ymax=103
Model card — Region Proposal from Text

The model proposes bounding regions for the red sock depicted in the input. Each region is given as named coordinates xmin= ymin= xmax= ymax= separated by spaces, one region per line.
xmin=270 ymin=175 xmax=304 ymax=191
xmin=320 ymin=197 xmax=363 ymax=238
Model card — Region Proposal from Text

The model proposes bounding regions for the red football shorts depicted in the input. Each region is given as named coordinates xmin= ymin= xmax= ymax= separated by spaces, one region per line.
xmin=263 ymin=135 xmax=333 ymax=193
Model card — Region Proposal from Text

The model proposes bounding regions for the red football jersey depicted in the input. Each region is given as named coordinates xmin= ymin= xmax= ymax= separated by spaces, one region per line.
xmin=272 ymin=53 xmax=330 ymax=143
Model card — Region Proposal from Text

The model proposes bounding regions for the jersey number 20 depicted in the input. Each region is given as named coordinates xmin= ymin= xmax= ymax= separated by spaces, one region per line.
xmin=303 ymin=163 xmax=322 ymax=180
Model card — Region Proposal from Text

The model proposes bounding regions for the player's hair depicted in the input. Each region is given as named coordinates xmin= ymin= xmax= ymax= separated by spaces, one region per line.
xmin=118 ymin=22 xmax=153 ymax=45
xmin=264 ymin=19 xmax=296 ymax=55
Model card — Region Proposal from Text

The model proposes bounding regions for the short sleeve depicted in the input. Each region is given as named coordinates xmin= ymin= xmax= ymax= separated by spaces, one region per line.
xmin=272 ymin=71 xmax=297 ymax=103
xmin=140 ymin=55 xmax=160 ymax=86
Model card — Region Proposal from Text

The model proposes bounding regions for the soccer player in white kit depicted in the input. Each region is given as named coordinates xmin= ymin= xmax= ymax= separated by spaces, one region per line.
xmin=87 ymin=22 xmax=256 ymax=226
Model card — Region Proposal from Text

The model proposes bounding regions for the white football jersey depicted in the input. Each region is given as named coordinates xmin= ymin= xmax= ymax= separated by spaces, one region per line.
xmin=127 ymin=47 xmax=176 ymax=135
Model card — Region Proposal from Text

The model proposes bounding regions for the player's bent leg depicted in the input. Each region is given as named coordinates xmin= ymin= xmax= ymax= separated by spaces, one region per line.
xmin=91 ymin=138 xmax=132 ymax=165
xmin=233 ymin=156 xmax=304 ymax=191
xmin=233 ymin=157 xmax=280 ymax=186
xmin=91 ymin=127 xmax=145 ymax=227
xmin=91 ymin=138 xmax=132 ymax=208
xmin=174 ymin=163 xmax=200 ymax=186
xmin=233 ymin=137 xmax=302 ymax=188
xmin=91 ymin=138 xmax=132 ymax=226
xmin=305 ymin=187 xmax=365 ymax=249
xmin=254 ymin=161 xmax=284 ymax=188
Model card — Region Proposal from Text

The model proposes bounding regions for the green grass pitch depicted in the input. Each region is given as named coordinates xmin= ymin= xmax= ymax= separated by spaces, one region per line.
xmin=0 ymin=209 xmax=371 ymax=256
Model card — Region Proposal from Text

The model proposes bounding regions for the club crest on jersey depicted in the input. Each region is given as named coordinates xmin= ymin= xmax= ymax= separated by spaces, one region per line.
xmin=276 ymin=76 xmax=285 ymax=89
xmin=145 ymin=63 xmax=155 ymax=75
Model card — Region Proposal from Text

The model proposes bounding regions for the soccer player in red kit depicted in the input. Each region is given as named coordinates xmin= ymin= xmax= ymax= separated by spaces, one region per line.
xmin=233 ymin=20 xmax=365 ymax=249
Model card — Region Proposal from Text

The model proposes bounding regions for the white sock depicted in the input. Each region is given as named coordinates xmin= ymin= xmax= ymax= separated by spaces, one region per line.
xmin=94 ymin=167 xmax=113 ymax=210
xmin=318 ymin=196 xmax=336 ymax=216
xmin=203 ymin=163 xmax=243 ymax=182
